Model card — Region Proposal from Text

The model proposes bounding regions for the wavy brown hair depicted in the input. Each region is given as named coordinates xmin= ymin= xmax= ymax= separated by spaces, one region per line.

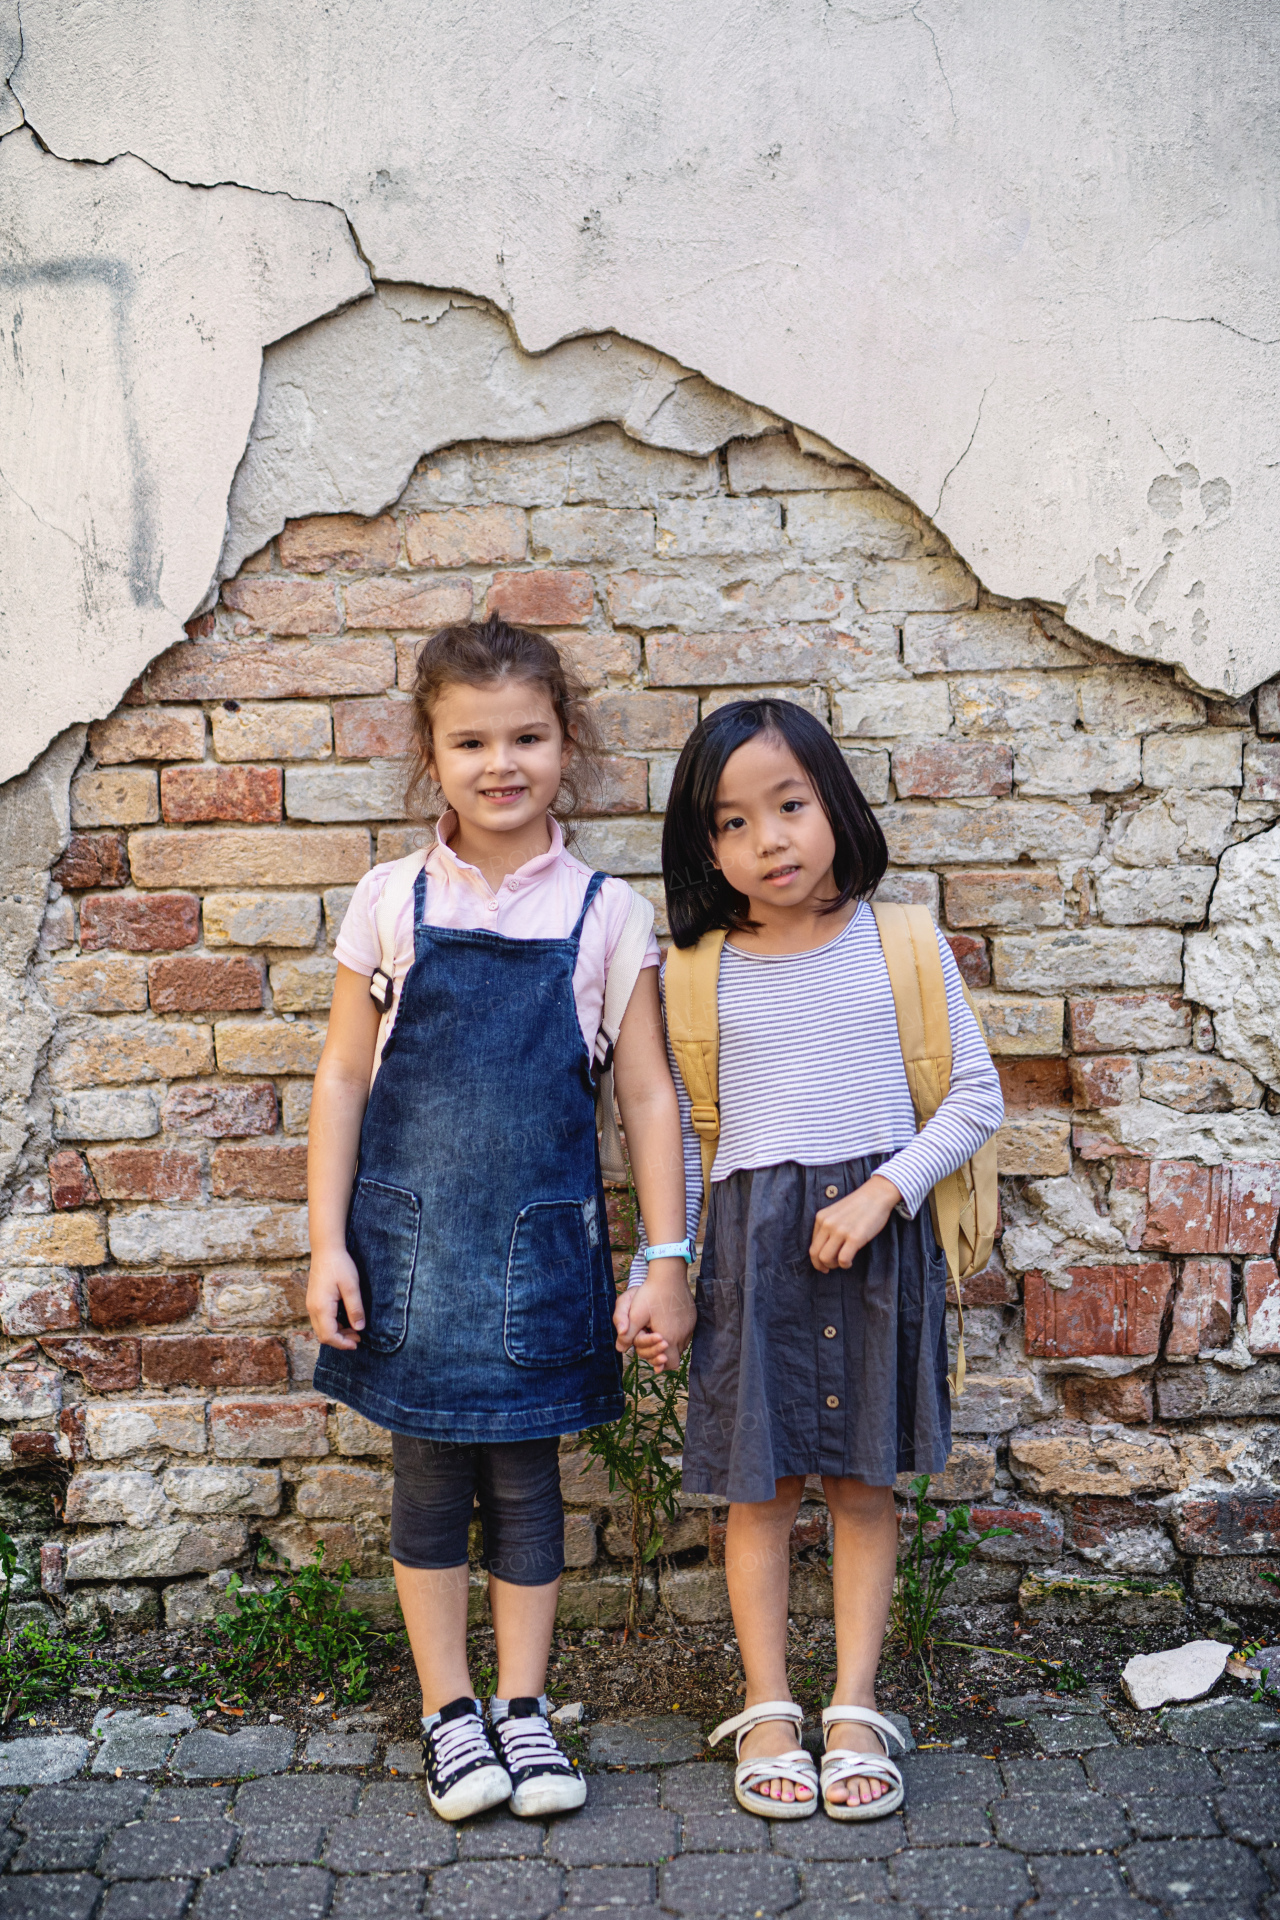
xmin=404 ymin=615 xmax=604 ymax=823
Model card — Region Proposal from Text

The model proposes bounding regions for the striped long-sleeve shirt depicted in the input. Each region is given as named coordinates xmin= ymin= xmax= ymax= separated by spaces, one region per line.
xmin=628 ymin=900 xmax=1004 ymax=1285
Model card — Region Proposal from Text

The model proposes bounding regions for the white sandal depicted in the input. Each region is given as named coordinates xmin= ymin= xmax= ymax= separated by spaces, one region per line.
xmin=708 ymin=1699 xmax=819 ymax=1820
xmin=820 ymin=1705 xmax=906 ymax=1820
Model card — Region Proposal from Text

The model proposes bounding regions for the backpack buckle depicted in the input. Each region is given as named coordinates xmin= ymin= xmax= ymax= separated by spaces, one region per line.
xmin=369 ymin=968 xmax=394 ymax=1014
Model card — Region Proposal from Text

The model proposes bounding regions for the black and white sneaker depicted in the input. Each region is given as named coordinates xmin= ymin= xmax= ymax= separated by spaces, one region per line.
xmin=423 ymin=1696 xmax=511 ymax=1821
xmin=493 ymin=1697 xmax=587 ymax=1818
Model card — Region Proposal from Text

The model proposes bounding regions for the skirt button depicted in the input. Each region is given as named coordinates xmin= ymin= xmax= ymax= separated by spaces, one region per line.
xmin=825 ymin=1394 xmax=840 ymax=1408
xmin=824 ymin=1184 xmax=839 ymax=1198
xmin=823 ymin=1325 xmax=837 ymax=1339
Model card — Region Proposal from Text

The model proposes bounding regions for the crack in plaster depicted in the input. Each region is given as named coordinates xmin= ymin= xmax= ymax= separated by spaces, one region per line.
xmin=1136 ymin=314 xmax=1280 ymax=350
xmin=935 ymin=378 xmax=991 ymax=517
xmin=911 ymin=2 xmax=957 ymax=127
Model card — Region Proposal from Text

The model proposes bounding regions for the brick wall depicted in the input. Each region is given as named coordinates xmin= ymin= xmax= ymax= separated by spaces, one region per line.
xmin=2 ymin=420 xmax=1278 ymax=1632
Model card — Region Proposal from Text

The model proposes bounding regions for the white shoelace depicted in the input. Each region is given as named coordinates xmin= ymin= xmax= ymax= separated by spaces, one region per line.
xmin=496 ymin=1714 xmax=570 ymax=1776
xmin=431 ymin=1712 xmax=500 ymax=1788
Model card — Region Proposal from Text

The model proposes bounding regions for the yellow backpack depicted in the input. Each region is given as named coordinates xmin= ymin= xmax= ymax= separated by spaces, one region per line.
xmin=663 ymin=902 xmax=998 ymax=1396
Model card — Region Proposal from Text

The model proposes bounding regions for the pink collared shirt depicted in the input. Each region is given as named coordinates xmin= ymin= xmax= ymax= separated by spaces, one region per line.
xmin=334 ymin=812 xmax=660 ymax=1051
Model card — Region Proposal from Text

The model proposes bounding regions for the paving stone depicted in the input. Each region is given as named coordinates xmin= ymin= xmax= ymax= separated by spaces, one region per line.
xmin=0 ymin=1875 xmax=103 ymax=1920
xmin=355 ymin=1785 xmax=430 ymax=1818
xmin=583 ymin=1773 xmax=660 ymax=1810
xmin=892 ymin=1844 xmax=1034 ymax=1908
xmin=564 ymin=1865 xmax=656 ymax=1905
xmin=425 ymin=1859 xmax=565 ymax=1919
xmin=147 ymin=1790 xmax=236 ymax=1822
xmin=785 ymin=1903 xmax=901 ymax=1920
xmin=679 ymin=1806 xmax=769 ymax=1851
xmin=1124 ymin=1795 xmax=1221 ymax=1840
xmin=236 ymin=1823 xmax=327 ymax=1864
xmin=0 ymin=1739 xmax=90 ymax=1786
xmin=101 ymin=1819 xmax=238 ymax=1880
xmin=658 ymin=1852 xmax=800 ymax=1914
xmin=771 ymin=1811 xmax=905 ymax=1858
xmin=101 ymin=1882 xmax=196 ymax=1920
xmin=795 ymin=1860 xmax=894 ymax=1904
xmin=1214 ymin=1786 xmax=1280 ymax=1847
xmin=455 ymin=1806 xmax=544 ymax=1859
xmin=170 ymin=1728 xmax=296 ymax=1779
xmin=18 ymin=1781 xmax=151 ymax=1829
xmin=586 ymin=1718 xmax=703 ymax=1768
xmin=328 ymin=1875 xmax=424 ymax=1919
xmin=1001 ymin=1758 xmax=1089 ymax=1795
xmin=9 ymin=1830 xmax=108 ymax=1872
xmin=1122 ymin=1838 xmax=1269 ymax=1905
xmin=194 ymin=1865 xmax=334 ymax=1919
xmin=302 ymin=1729 xmax=378 ymax=1768
xmin=1021 ymin=1903 xmax=1157 ymax=1920
xmin=1212 ymin=1752 xmax=1277 ymax=1785
xmin=991 ymin=1793 xmax=1131 ymax=1853
xmin=325 ymin=1815 xmax=455 ymax=1872
xmin=657 ymin=1763 xmax=735 ymax=1811
xmin=1031 ymin=1716 xmax=1117 ymax=1754
xmin=93 ymin=1709 xmax=197 ymax=1776
xmin=901 ymin=1754 xmax=1003 ymax=1804
xmin=1030 ymin=1856 xmax=1128 ymax=1897
xmin=1085 ymin=1750 xmax=1217 ymax=1794
xmin=0 ymin=1833 xmax=18 ymax=1872
xmin=238 ymin=1766 xmax=360 ymax=1812
xmin=382 ymin=1744 xmax=422 ymax=1778
xmin=1162 ymin=1700 xmax=1280 ymax=1749
xmin=904 ymin=1800 xmax=992 ymax=1846
xmin=544 ymin=1809 xmax=677 ymax=1867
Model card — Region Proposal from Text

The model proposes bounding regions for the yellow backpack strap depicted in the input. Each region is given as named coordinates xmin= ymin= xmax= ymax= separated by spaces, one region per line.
xmin=663 ymin=930 xmax=727 ymax=1193
xmin=870 ymin=903 xmax=967 ymax=1397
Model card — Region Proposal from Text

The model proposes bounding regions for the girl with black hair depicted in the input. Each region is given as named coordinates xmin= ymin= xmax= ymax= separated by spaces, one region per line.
xmin=632 ymin=698 xmax=1002 ymax=1824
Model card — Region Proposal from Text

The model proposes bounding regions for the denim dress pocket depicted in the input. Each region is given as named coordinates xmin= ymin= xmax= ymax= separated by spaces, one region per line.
xmin=347 ymin=1178 xmax=421 ymax=1354
xmin=504 ymin=1198 xmax=598 ymax=1367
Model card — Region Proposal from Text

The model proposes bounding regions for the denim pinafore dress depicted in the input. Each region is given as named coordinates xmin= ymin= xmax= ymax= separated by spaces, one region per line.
xmin=313 ymin=867 xmax=625 ymax=1442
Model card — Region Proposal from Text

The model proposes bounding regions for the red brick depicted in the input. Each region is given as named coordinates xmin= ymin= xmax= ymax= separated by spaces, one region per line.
xmin=278 ymin=513 xmax=400 ymax=572
xmin=52 ymin=833 xmax=129 ymax=891
xmin=160 ymin=1082 xmax=278 ymax=1138
xmin=142 ymin=637 xmax=395 ymax=700
xmin=969 ymin=1505 xmax=1064 ymax=1561
xmin=80 ymin=892 xmax=199 ymax=953
xmin=11 ymin=1432 xmax=58 ymax=1460
xmin=997 ymin=1058 xmax=1071 ymax=1109
xmin=211 ymin=1143 xmax=308 ymax=1201
xmin=88 ymin=708 xmax=206 ymax=765
xmin=1062 ymin=1374 xmax=1155 ymax=1424
xmin=893 ymin=741 xmax=1012 ymax=798
xmin=581 ymin=756 xmax=649 ymax=816
xmin=210 ymin=1397 xmax=329 ymax=1458
xmin=488 ymin=571 xmax=594 ymax=627
xmin=1066 ymin=1496 xmax=1165 ymax=1552
xmin=1073 ymin=1127 xmax=1146 ymax=1161
xmin=0 ymin=1279 xmax=80 ymax=1335
xmin=160 ymin=765 xmax=283 ymax=825
xmin=1112 ymin=1160 xmax=1151 ymax=1193
xmin=59 ymin=1406 xmax=89 ymax=1461
xmin=1143 ymin=1160 xmax=1280 ymax=1254
xmin=148 ymin=955 xmax=265 ymax=1014
xmin=944 ymin=869 xmax=1063 ymax=928
xmin=1167 ymin=1257 xmax=1232 ymax=1356
xmin=1024 ymin=1262 xmax=1174 ymax=1357
xmin=86 ymin=1271 xmax=200 ymax=1329
xmin=41 ymin=1335 xmax=140 ymax=1391
xmin=1244 ymin=1258 xmax=1280 ymax=1353
xmin=185 ymin=612 xmax=216 ymax=638
xmin=1071 ymin=1055 xmax=1141 ymax=1109
xmin=945 ymin=933 xmax=990 ymax=988
xmin=222 ymin=577 xmax=340 ymax=634
xmin=406 ymin=507 xmax=527 ymax=568
xmin=345 ymin=576 xmax=473 ymax=631
xmin=333 ymin=698 xmax=416 ymax=760
xmin=948 ymin=1262 xmax=1016 ymax=1307
xmin=48 ymin=1151 xmax=99 ymax=1211
xmin=1174 ymin=1494 xmax=1280 ymax=1556
xmin=87 ymin=1148 xmax=202 ymax=1204
xmin=140 ymin=1335 xmax=288 ymax=1389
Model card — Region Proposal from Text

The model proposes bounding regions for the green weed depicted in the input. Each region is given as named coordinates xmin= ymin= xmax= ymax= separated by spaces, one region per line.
xmin=586 ymin=1347 xmax=688 ymax=1638
xmin=891 ymin=1474 xmax=1012 ymax=1685
xmin=212 ymin=1543 xmax=387 ymax=1703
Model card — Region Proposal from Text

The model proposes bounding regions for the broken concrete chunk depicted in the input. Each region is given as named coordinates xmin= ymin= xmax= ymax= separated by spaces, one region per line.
xmin=1121 ymin=1638 xmax=1231 ymax=1710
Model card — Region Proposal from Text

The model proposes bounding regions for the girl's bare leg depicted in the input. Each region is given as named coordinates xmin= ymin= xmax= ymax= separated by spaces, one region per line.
xmin=822 ymin=1475 xmax=899 ymax=1805
xmin=394 ymin=1561 xmax=473 ymax=1714
xmin=489 ymin=1575 xmax=561 ymax=1702
xmin=724 ymin=1475 xmax=812 ymax=1803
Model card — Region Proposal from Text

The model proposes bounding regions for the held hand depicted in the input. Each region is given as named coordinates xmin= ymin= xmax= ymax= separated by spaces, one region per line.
xmin=613 ymin=1260 xmax=696 ymax=1374
xmin=809 ymin=1173 xmax=902 ymax=1273
xmin=307 ymin=1246 xmax=366 ymax=1350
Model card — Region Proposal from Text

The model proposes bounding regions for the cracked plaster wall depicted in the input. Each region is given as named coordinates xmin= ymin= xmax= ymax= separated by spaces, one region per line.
xmin=0 ymin=0 xmax=1278 ymax=795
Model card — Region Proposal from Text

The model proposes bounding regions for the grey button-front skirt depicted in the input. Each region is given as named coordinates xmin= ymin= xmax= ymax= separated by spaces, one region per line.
xmin=682 ymin=1155 xmax=952 ymax=1503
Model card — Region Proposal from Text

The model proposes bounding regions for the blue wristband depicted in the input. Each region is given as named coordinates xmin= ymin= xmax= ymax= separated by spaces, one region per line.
xmin=643 ymin=1239 xmax=693 ymax=1264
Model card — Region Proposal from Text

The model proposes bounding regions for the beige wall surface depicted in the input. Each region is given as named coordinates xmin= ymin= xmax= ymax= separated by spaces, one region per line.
xmin=1 ymin=0 xmax=1278 ymax=785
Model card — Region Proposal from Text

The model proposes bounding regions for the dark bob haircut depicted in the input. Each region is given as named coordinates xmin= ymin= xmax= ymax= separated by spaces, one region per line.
xmin=661 ymin=698 xmax=888 ymax=948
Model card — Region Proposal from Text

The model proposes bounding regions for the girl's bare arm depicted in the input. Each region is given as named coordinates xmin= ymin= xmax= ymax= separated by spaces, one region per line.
xmin=610 ymin=966 xmax=696 ymax=1370
xmin=306 ymin=964 xmax=381 ymax=1349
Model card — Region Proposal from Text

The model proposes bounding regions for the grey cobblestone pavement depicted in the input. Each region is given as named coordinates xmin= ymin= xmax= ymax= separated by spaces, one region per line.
xmin=0 ymin=1711 xmax=1273 ymax=1920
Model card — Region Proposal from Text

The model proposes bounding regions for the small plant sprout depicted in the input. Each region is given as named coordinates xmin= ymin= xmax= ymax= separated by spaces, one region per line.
xmin=212 ymin=1541 xmax=388 ymax=1702
xmin=891 ymin=1474 xmax=1012 ymax=1689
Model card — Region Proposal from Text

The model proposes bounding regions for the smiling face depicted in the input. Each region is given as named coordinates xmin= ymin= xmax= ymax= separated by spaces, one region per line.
xmin=426 ymin=676 xmax=571 ymax=843
xmin=712 ymin=729 xmax=840 ymax=920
